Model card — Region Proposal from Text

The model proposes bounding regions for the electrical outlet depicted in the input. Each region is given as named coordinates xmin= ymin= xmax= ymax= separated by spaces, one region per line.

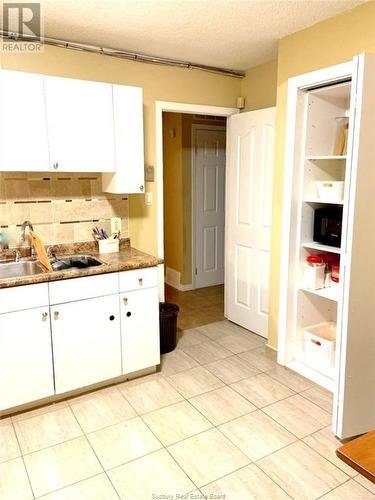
xmin=110 ymin=217 xmax=122 ymax=235
xmin=145 ymin=192 xmax=153 ymax=206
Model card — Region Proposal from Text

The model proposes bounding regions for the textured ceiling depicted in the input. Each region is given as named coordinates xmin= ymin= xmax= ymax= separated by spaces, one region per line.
xmin=1 ymin=0 xmax=367 ymax=70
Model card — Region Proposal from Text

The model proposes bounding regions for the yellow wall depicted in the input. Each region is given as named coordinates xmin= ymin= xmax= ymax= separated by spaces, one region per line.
xmin=268 ymin=1 xmax=375 ymax=348
xmin=241 ymin=60 xmax=278 ymax=111
xmin=0 ymin=45 xmax=241 ymax=255
xmin=163 ymin=112 xmax=183 ymax=275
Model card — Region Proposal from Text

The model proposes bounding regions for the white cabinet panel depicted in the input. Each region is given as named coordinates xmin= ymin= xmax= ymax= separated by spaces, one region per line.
xmin=0 ymin=70 xmax=50 ymax=171
xmin=102 ymin=85 xmax=145 ymax=193
xmin=49 ymin=272 xmax=118 ymax=304
xmin=52 ymin=295 xmax=121 ymax=394
xmin=120 ymin=287 xmax=160 ymax=374
xmin=0 ymin=283 xmax=49 ymax=314
xmin=119 ymin=267 xmax=158 ymax=292
xmin=45 ymin=76 xmax=115 ymax=172
xmin=0 ymin=307 xmax=54 ymax=411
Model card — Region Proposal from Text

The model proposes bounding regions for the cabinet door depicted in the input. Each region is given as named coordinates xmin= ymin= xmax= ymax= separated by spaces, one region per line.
xmin=0 ymin=307 xmax=54 ymax=411
xmin=0 ymin=70 xmax=50 ymax=171
xmin=334 ymin=53 xmax=375 ymax=439
xmin=102 ymin=85 xmax=145 ymax=193
xmin=51 ymin=295 xmax=121 ymax=394
xmin=45 ymin=76 xmax=115 ymax=172
xmin=120 ymin=287 xmax=160 ymax=374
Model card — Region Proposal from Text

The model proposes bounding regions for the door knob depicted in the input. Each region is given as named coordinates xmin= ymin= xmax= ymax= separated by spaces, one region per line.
xmin=42 ymin=312 xmax=48 ymax=321
xmin=54 ymin=311 xmax=59 ymax=320
xmin=123 ymin=297 xmax=128 ymax=305
xmin=109 ymin=315 xmax=115 ymax=321
xmin=139 ymin=185 xmax=144 ymax=192
xmin=126 ymin=311 xmax=132 ymax=317
xmin=53 ymin=162 xmax=59 ymax=170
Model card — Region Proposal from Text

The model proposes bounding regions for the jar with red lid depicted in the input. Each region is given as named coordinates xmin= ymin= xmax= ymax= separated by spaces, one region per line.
xmin=331 ymin=263 xmax=340 ymax=284
xmin=304 ymin=255 xmax=325 ymax=290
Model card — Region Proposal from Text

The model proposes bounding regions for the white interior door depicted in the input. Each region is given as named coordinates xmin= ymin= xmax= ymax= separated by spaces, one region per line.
xmin=194 ymin=127 xmax=226 ymax=289
xmin=225 ymin=108 xmax=276 ymax=338
xmin=334 ymin=53 xmax=375 ymax=439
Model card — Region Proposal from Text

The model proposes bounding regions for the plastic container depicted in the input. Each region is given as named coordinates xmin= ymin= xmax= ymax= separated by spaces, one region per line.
xmin=98 ymin=238 xmax=119 ymax=254
xmin=315 ymin=181 xmax=344 ymax=203
xmin=159 ymin=303 xmax=179 ymax=354
xmin=303 ymin=255 xmax=325 ymax=290
xmin=331 ymin=263 xmax=340 ymax=283
xmin=319 ymin=253 xmax=339 ymax=287
xmin=304 ymin=322 xmax=336 ymax=373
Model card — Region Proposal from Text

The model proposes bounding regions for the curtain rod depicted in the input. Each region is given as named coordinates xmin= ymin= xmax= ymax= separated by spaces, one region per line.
xmin=0 ymin=31 xmax=245 ymax=79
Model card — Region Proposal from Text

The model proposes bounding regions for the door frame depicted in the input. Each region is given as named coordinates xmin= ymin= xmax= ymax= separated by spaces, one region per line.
xmin=191 ymin=123 xmax=226 ymax=289
xmin=155 ymin=101 xmax=239 ymax=300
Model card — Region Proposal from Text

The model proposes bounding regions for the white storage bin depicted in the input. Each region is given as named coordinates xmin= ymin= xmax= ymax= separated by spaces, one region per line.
xmin=98 ymin=238 xmax=119 ymax=254
xmin=304 ymin=322 xmax=336 ymax=373
xmin=315 ymin=181 xmax=344 ymax=203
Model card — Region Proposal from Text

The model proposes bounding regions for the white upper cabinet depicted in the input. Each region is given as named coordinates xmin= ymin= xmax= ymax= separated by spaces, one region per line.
xmin=44 ymin=76 xmax=115 ymax=172
xmin=102 ymin=85 xmax=145 ymax=193
xmin=0 ymin=70 xmax=50 ymax=171
xmin=0 ymin=69 xmax=144 ymax=179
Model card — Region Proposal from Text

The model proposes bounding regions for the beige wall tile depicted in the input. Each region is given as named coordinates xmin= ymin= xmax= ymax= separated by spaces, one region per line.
xmin=0 ymin=458 xmax=33 ymax=500
xmin=24 ymin=436 xmax=102 ymax=497
xmin=29 ymin=201 xmax=54 ymax=224
xmin=6 ymin=202 xmax=31 ymax=225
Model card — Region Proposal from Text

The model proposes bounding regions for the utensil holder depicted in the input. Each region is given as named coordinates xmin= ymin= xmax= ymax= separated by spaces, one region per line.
xmin=98 ymin=239 xmax=119 ymax=254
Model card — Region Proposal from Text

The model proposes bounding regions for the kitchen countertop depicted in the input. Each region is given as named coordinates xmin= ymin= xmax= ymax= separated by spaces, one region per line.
xmin=0 ymin=239 xmax=162 ymax=289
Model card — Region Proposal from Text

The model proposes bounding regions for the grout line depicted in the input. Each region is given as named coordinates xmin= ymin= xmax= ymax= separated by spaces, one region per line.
xmin=11 ymin=419 xmax=36 ymax=499
xmin=315 ymin=477 xmax=352 ymax=499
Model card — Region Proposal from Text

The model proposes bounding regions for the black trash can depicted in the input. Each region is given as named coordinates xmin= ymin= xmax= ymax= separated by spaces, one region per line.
xmin=159 ymin=302 xmax=179 ymax=354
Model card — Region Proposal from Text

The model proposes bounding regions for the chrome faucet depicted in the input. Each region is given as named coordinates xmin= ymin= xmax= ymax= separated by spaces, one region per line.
xmin=20 ymin=221 xmax=36 ymax=258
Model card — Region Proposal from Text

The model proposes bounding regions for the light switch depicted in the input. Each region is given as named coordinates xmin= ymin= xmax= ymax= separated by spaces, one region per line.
xmin=145 ymin=192 xmax=152 ymax=206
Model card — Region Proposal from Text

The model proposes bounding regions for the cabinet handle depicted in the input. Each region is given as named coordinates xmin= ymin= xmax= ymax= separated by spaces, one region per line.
xmin=126 ymin=311 xmax=132 ymax=317
xmin=54 ymin=311 xmax=60 ymax=320
xmin=139 ymin=185 xmax=144 ymax=192
xmin=42 ymin=312 xmax=48 ymax=321
xmin=109 ymin=315 xmax=115 ymax=321
xmin=53 ymin=162 xmax=59 ymax=170
xmin=123 ymin=297 xmax=128 ymax=305
xmin=138 ymin=278 xmax=143 ymax=286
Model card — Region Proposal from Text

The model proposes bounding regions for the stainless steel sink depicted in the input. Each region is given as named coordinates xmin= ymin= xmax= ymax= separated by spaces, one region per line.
xmin=0 ymin=254 xmax=105 ymax=280
xmin=0 ymin=260 xmax=44 ymax=280
xmin=51 ymin=255 xmax=105 ymax=272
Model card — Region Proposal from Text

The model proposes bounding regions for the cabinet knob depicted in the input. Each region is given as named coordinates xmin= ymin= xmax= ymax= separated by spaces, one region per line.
xmin=54 ymin=311 xmax=59 ymax=320
xmin=123 ymin=297 xmax=128 ymax=305
xmin=42 ymin=312 xmax=48 ymax=321
xmin=126 ymin=311 xmax=132 ymax=317
xmin=138 ymin=278 xmax=143 ymax=286
xmin=109 ymin=315 xmax=115 ymax=321
xmin=53 ymin=162 xmax=59 ymax=170
xmin=139 ymin=185 xmax=144 ymax=192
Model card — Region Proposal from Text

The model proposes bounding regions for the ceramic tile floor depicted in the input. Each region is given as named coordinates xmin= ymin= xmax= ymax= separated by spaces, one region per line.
xmin=1 ymin=320 xmax=374 ymax=499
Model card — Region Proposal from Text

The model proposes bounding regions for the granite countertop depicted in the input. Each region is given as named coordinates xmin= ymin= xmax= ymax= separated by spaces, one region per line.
xmin=0 ymin=239 xmax=163 ymax=289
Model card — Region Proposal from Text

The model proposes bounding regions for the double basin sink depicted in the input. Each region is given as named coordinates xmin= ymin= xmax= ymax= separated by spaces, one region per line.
xmin=0 ymin=255 xmax=104 ymax=280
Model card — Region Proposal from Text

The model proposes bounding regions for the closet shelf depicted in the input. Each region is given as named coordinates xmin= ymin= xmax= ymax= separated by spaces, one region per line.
xmin=302 ymin=242 xmax=341 ymax=254
xmin=300 ymin=286 xmax=339 ymax=302
xmin=303 ymin=198 xmax=344 ymax=205
xmin=305 ymin=155 xmax=347 ymax=161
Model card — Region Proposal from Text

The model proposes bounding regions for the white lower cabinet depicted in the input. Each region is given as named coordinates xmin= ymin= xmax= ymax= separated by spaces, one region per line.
xmin=0 ymin=307 xmax=54 ymax=411
xmin=120 ymin=287 xmax=160 ymax=374
xmin=51 ymin=295 xmax=122 ymax=394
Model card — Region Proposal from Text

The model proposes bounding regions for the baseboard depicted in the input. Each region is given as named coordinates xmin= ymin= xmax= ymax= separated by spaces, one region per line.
xmin=165 ymin=267 xmax=194 ymax=291
xmin=266 ymin=343 xmax=277 ymax=352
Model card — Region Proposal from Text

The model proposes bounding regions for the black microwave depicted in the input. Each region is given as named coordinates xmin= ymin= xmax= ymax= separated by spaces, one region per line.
xmin=313 ymin=207 xmax=343 ymax=247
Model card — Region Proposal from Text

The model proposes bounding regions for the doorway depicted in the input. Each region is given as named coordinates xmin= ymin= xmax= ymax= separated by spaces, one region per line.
xmin=162 ymin=112 xmax=227 ymax=330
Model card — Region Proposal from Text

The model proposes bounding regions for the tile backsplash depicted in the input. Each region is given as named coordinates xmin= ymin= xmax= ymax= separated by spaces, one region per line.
xmin=0 ymin=172 xmax=129 ymax=247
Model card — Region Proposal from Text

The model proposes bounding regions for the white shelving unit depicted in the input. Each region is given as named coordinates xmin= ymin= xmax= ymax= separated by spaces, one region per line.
xmin=278 ymin=55 xmax=375 ymax=439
